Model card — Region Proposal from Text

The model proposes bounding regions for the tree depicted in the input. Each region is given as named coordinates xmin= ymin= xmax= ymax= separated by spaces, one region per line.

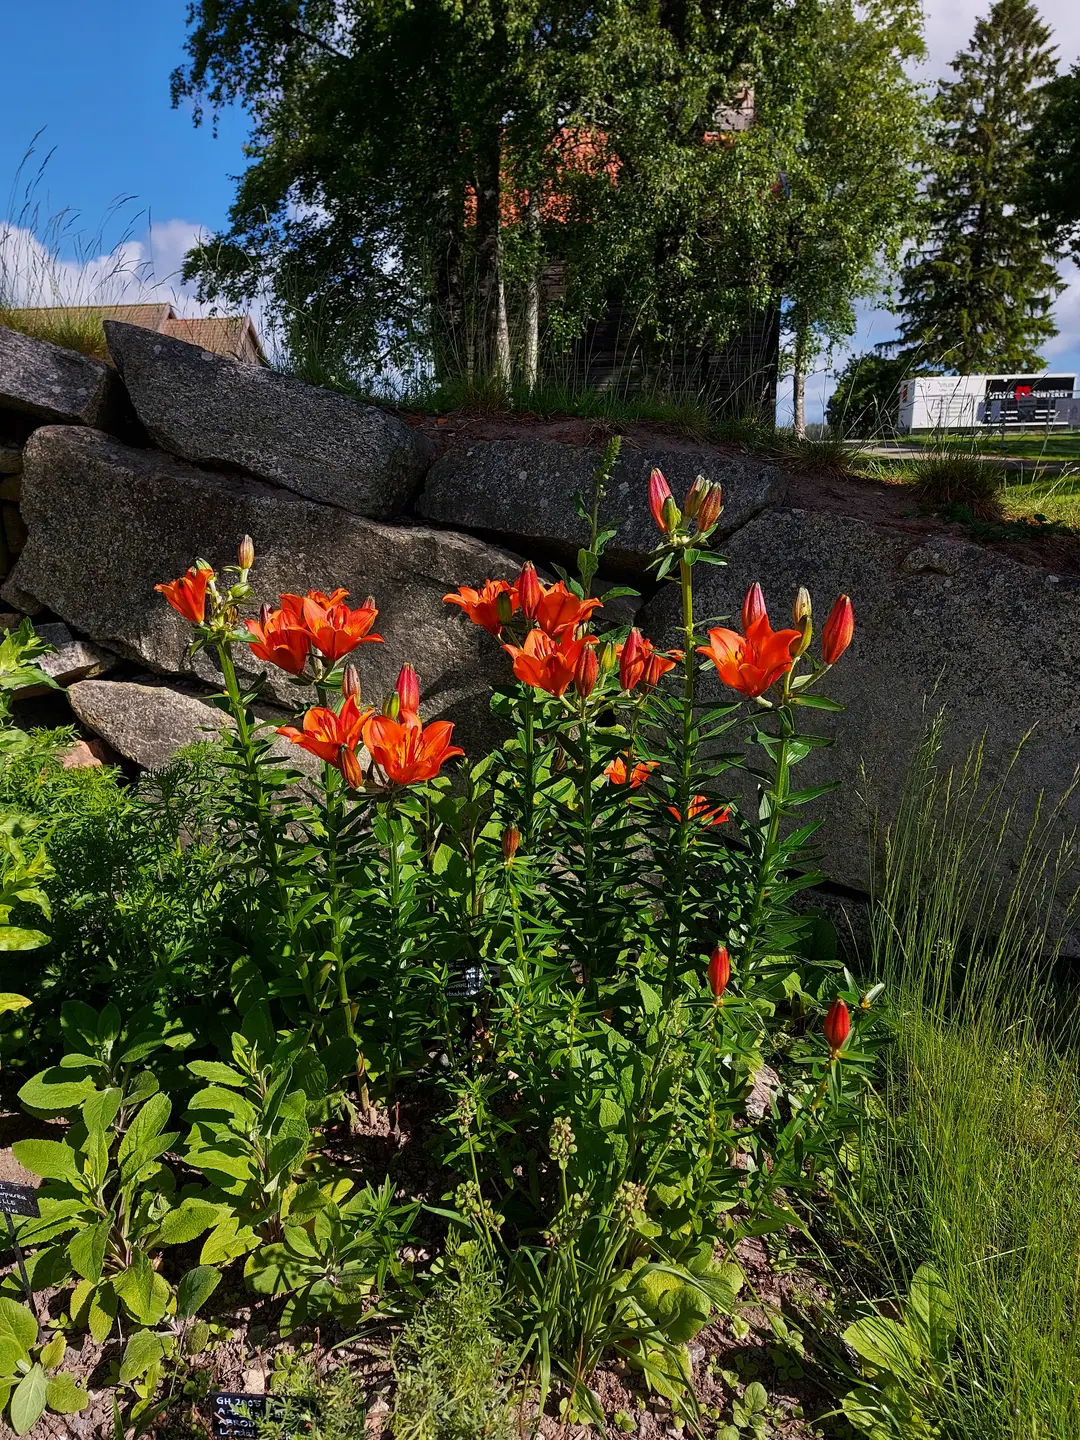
xmin=826 ymin=351 xmax=916 ymax=436
xmin=895 ymin=0 xmax=1062 ymax=373
xmin=766 ymin=0 xmax=930 ymax=435
xmin=1022 ymin=63 xmax=1080 ymax=261
xmin=172 ymin=0 xmax=801 ymax=389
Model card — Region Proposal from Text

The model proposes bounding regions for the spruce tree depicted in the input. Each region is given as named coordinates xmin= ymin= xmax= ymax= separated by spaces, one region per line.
xmin=896 ymin=0 xmax=1061 ymax=372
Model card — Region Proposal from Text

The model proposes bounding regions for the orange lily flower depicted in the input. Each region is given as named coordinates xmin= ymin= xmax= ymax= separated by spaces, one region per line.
xmin=696 ymin=589 xmax=802 ymax=699
xmin=605 ymin=755 xmax=658 ymax=788
xmin=503 ymin=629 xmax=597 ymax=698
xmin=534 ymin=580 xmax=603 ymax=638
xmin=245 ymin=609 xmax=312 ymax=676
xmin=667 ymin=795 xmax=731 ymax=825
xmin=156 ymin=564 xmax=213 ymax=625
xmin=279 ymin=588 xmax=350 ymax=622
xmin=617 ymin=633 xmax=682 ymax=690
xmin=443 ymin=579 xmax=517 ymax=637
xmin=292 ymin=593 xmax=382 ymax=662
xmin=363 ymin=712 xmax=464 ymax=785
xmin=277 ymin=696 xmax=373 ymax=769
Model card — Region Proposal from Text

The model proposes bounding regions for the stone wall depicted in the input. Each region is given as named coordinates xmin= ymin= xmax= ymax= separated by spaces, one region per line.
xmin=1 ymin=318 xmax=1078 ymax=926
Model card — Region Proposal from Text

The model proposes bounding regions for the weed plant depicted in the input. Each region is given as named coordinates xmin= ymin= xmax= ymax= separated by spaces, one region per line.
xmin=835 ymin=721 xmax=1080 ymax=1439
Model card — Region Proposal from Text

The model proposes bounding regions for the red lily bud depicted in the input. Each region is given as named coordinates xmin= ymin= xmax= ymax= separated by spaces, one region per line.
xmin=708 ymin=945 xmax=731 ymax=999
xmin=649 ymin=468 xmax=673 ymax=533
xmin=341 ymin=664 xmax=361 ymax=700
xmin=575 ymin=644 xmax=599 ymax=698
xmin=339 ymin=745 xmax=364 ymax=788
xmin=518 ymin=562 xmax=542 ymax=620
xmin=742 ymin=583 xmax=767 ymax=632
xmin=697 ymin=482 xmax=724 ymax=532
xmin=238 ymin=535 xmax=255 ymax=571
xmin=824 ymin=998 xmax=851 ymax=1055
xmin=821 ymin=594 xmax=854 ymax=665
xmin=396 ymin=663 xmax=420 ymax=715
xmin=502 ymin=824 xmax=521 ymax=861
xmin=619 ymin=628 xmax=645 ymax=691
xmin=683 ymin=475 xmax=708 ymax=520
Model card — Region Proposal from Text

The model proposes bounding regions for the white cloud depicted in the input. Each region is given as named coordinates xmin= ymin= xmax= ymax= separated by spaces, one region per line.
xmin=0 ymin=216 xmax=223 ymax=317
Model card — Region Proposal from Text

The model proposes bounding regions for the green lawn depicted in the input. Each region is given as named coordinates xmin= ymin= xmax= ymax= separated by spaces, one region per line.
xmin=896 ymin=430 xmax=1080 ymax=463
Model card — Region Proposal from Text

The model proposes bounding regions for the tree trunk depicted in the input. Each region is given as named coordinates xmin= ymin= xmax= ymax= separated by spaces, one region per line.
xmin=523 ymin=190 xmax=541 ymax=390
xmin=474 ymin=126 xmax=510 ymax=387
xmin=433 ymin=191 xmax=466 ymax=384
xmin=792 ymin=317 xmax=808 ymax=438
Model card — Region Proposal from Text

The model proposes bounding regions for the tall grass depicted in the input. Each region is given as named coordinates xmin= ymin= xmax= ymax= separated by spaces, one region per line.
xmin=839 ymin=721 xmax=1080 ymax=1438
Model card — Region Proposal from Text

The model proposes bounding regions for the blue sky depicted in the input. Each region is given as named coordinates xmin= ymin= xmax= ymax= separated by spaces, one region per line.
xmin=2 ymin=0 xmax=1079 ymax=422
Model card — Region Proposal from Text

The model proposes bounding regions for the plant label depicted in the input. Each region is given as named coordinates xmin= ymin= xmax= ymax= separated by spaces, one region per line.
xmin=210 ymin=1392 xmax=314 ymax=1437
xmin=0 ymin=1182 xmax=40 ymax=1218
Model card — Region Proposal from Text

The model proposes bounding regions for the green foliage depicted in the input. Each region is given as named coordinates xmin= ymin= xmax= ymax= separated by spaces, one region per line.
xmin=0 ymin=621 xmax=59 ymax=732
xmin=1023 ymin=62 xmax=1080 ymax=260
xmin=245 ymin=1177 xmax=420 ymax=1336
xmin=258 ymin=1357 xmax=368 ymax=1440
xmin=0 ymin=733 xmax=232 ymax=1048
xmin=10 ymin=1002 xmax=214 ymax=1341
xmin=0 ymin=1300 xmax=89 ymax=1435
xmin=826 ymin=352 xmax=916 ymax=438
xmin=842 ymin=1266 xmax=956 ymax=1439
xmin=391 ymin=1244 xmax=515 ymax=1440
xmin=895 ymin=0 xmax=1062 ymax=371
xmin=183 ymin=1008 xmax=333 ymax=1263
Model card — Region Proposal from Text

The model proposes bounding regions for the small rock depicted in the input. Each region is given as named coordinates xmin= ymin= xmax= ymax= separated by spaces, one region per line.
xmin=0 ymin=442 xmax=22 ymax=477
xmin=66 ymin=680 xmax=229 ymax=770
xmin=241 ymin=1369 xmax=265 ymax=1395
xmin=60 ymin=739 xmax=102 ymax=769
xmin=13 ymin=624 xmax=116 ymax=696
xmin=0 ymin=610 xmax=23 ymax=630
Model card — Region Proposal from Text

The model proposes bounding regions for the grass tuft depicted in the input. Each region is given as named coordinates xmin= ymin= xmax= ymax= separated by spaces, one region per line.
xmin=835 ymin=720 xmax=1080 ymax=1438
xmin=910 ymin=451 xmax=1007 ymax=519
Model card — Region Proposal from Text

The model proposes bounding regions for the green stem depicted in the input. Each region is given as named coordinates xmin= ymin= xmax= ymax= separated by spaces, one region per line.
xmin=664 ymin=554 xmax=696 ymax=1001
xmin=578 ymin=700 xmax=598 ymax=988
xmin=323 ymin=764 xmax=369 ymax=1112
xmin=522 ymin=689 xmax=537 ymax=847
xmin=216 ymin=640 xmax=313 ymax=1014
xmin=743 ymin=683 xmax=795 ymax=980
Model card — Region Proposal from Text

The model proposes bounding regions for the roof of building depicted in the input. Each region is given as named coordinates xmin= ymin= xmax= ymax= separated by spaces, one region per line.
xmin=5 ymin=302 xmax=266 ymax=365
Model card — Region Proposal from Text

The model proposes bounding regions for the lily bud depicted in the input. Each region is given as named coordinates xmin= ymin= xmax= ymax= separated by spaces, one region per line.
xmin=396 ymin=663 xmax=420 ymax=715
xmin=383 ymin=691 xmax=401 ymax=719
xmin=683 ymin=475 xmax=708 ymax=520
xmin=339 ymin=745 xmax=364 ymax=789
xmin=574 ymin=644 xmax=599 ymax=699
xmin=792 ymin=587 xmax=813 ymax=656
xmin=238 ymin=535 xmax=255 ymax=571
xmin=619 ymin=628 xmax=645 ymax=691
xmin=495 ymin=589 xmax=514 ymax=626
xmin=821 ymin=594 xmax=854 ymax=665
xmin=502 ymin=825 xmax=521 ymax=861
xmin=260 ymin=603 xmax=272 ymax=628
xmin=363 ymin=595 xmax=376 ymax=611
xmin=696 ymin=482 xmax=724 ymax=532
xmin=824 ymin=998 xmax=851 ymax=1056
xmin=741 ymin=582 xmax=767 ymax=632
xmin=648 ymin=468 xmax=673 ymax=533
xmin=708 ymin=945 xmax=731 ymax=1000
xmin=599 ymin=641 xmax=617 ymax=674
xmin=518 ymin=562 xmax=542 ymax=620
xmin=661 ymin=495 xmax=681 ymax=535
xmin=341 ymin=664 xmax=361 ymax=700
